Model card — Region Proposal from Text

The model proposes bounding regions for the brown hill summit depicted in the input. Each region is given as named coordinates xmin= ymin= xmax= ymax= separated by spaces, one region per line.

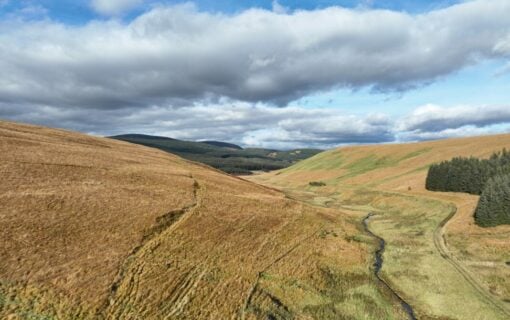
xmin=1 ymin=120 xmax=400 ymax=319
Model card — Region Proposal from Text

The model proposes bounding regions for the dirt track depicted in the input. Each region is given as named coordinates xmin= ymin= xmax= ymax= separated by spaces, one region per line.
xmin=432 ymin=204 xmax=510 ymax=317
xmin=102 ymin=176 xmax=203 ymax=319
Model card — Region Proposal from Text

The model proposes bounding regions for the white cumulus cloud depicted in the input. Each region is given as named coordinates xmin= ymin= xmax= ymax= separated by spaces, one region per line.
xmin=1 ymin=1 xmax=510 ymax=148
xmin=0 ymin=0 xmax=509 ymax=111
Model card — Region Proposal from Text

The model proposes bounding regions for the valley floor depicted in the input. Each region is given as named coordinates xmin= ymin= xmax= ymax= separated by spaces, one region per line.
xmin=249 ymin=174 xmax=510 ymax=320
xmin=249 ymin=138 xmax=510 ymax=320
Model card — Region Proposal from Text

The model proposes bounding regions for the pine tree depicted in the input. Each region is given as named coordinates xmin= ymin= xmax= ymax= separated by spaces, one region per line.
xmin=474 ymin=174 xmax=510 ymax=227
xmin=425 ymin=149 xmax=510 ymax=227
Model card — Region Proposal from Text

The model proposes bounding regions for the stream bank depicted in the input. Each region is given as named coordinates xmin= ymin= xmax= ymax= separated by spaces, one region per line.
xmin=363 ymin=213 xmax=417 ymax=320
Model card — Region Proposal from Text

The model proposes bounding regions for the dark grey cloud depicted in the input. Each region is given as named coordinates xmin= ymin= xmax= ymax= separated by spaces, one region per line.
xmin=0 ymin=0 xmax=510 ymax=110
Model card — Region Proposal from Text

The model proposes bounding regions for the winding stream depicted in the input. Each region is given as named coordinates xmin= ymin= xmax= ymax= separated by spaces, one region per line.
xmin=363 ymin=213 xmax=417 ymax=320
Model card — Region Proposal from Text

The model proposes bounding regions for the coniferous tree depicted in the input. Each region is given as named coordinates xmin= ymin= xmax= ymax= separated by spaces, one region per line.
xmin=426 ymin=149 xmax=510 ymax=227
xmin=474 ymin=174 xmax=510 ymax=227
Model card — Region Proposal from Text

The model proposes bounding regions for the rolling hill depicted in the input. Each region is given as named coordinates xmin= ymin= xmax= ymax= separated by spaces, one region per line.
xmin=3 ymin=119 xmax=509 ymax=320
xmin=249 ymin=134 xmax=510 ymax=319
xmin=0 ymin=120 xmax=412 ymax=320
xmin=110 ymin=134 xmax=321 ymax=175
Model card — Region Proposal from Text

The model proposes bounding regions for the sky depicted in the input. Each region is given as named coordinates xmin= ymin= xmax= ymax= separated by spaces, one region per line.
xmin=0 ymin=0 xmax=509 ymax=149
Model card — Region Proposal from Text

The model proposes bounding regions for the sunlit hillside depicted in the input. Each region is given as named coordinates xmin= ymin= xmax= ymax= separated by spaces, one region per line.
xmin=263 ymin=134 xmax=510 ymax=191
xmin=1 ymin=120 xmax=411 ymax=320
xmin=250 ymin=134 xmax=510 ymax=319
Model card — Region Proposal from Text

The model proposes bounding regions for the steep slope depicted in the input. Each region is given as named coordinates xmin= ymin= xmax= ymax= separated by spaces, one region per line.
xmin=0 ymin=120 xmax=407 ymax=320
xmin=250 ymin=134 xmax=510 ymax=319
xmin=111 ymin=134 xmax=321 ymax=174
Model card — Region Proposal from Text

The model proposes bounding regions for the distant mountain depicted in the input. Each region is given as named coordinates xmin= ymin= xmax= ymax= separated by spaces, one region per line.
xmin=110 ymin=134 xmax=321 ymax=174
xmin=201 ymin=140 xmax=243 ymax=150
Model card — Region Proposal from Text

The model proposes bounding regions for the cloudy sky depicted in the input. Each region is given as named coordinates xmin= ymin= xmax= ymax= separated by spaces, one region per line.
xmin=1 ymin=0 xmax=509 ymax=149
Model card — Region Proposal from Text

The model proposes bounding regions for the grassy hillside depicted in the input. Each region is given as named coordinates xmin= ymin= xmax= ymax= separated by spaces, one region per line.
xmin=110 ymin=134 xmax=321 ymax=175
xmin=0 ymin=120 xmax=410 ymax=320
xmin=250 ymin=134 xmax=510 ymax=319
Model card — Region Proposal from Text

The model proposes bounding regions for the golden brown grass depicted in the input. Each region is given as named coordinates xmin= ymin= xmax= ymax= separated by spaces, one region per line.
xmin=250 ymin=133 xmax=510 ymax=319
xmin=0 ymin=120 xmax=407 ymax=319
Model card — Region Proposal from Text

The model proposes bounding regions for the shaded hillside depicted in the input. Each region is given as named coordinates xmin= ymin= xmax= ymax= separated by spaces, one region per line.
xmin=0 ymin=120 xmax=406 ymax=320
xmin=110 ymin=134 xmax=321 ymax=174
xmin=201 ymin=140 xmax=243 ymax=149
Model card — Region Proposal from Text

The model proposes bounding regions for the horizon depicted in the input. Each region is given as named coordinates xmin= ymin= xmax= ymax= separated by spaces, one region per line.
xmin=1 ymin=0 xmax=510 ymax=149
xmin=109 ymin=127 xmax=510 ymax=151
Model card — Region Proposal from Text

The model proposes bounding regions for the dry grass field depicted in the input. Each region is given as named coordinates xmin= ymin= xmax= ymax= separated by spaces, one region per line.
xmin=250 ymin=134 xmax=510 ymax=319
xmin=0 ymin=120 xmax=412 ymax=319
xmin=3 ymin=120 xmax=509 ymax=319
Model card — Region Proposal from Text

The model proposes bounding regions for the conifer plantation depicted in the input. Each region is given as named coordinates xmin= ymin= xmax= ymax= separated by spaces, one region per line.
xmin=426 ymin=149 xmax=510 ymax=227
xmin=474 ymin=175 xmax=510 ymax=227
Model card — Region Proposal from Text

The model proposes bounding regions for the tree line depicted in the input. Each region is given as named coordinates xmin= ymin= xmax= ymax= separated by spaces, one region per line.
xmin=425 ymin=149 xmax=510 ymax=227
